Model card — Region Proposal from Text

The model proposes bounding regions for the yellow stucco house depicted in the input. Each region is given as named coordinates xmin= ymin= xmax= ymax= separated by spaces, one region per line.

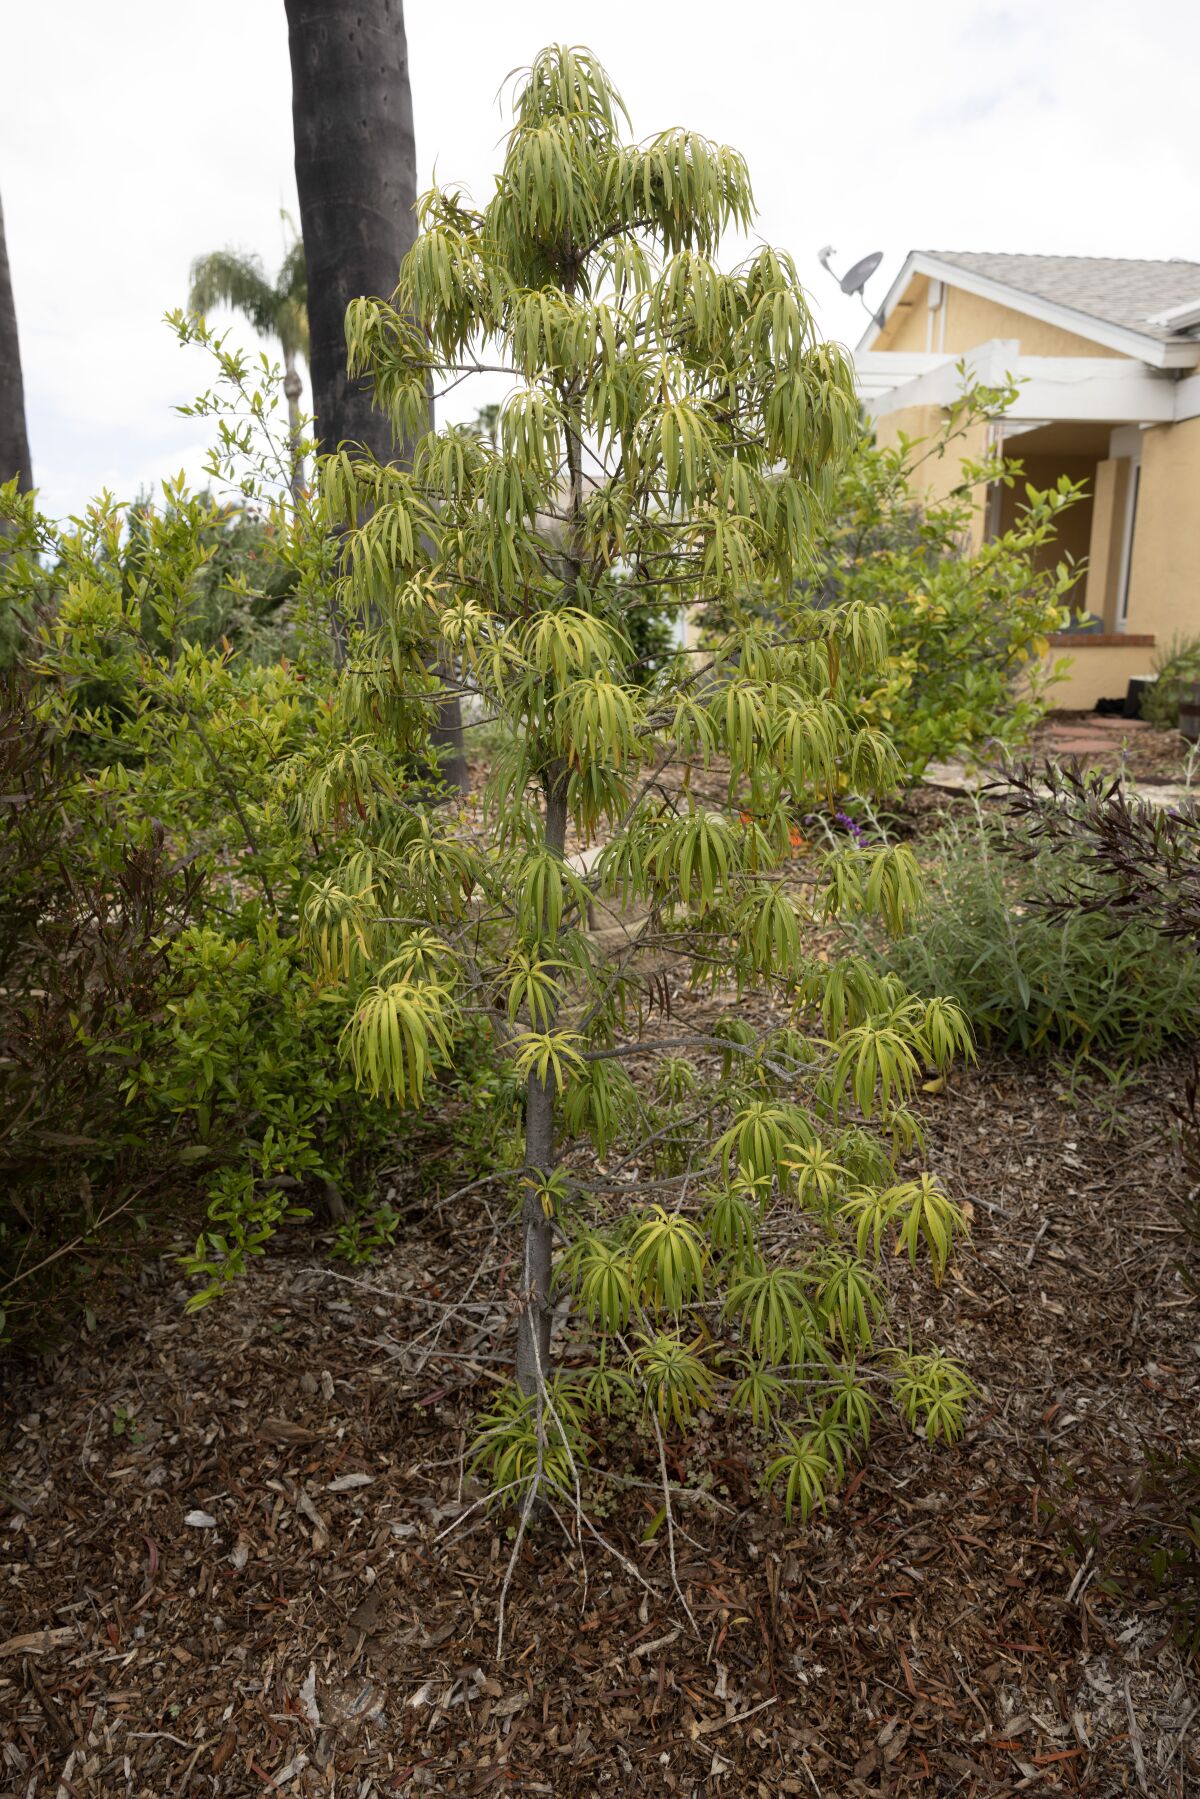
xmin=854 ymin=251 xmax=1200 ymax=708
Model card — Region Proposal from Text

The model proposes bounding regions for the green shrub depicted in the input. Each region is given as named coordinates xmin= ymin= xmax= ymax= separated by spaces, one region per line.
xmin=126 ymin=919 xmax=402 ymax=1305
xmin=0 ymin=323 xmax=469 ymax=1346
xmin=872 ymin=808 xmax=1200 ymax=1059
xmin=1141 ymin=634 xmax=1200 ymax=730
xmin=713 ymin=378 xmax=1080 ymax=780
xmin=0 ymin=679 xmax=207 ymax=1346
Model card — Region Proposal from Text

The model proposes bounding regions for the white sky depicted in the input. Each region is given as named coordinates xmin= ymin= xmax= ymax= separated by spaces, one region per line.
xmin=3 ymin=0 xmax=1197 ymax=520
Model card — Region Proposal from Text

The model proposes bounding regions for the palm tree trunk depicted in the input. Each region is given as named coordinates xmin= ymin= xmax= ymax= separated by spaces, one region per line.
xmin=0 ymin=192 xmax=32 ymax=498
xmin=283 ymin=348 xmax=305 ymax=511
xmin=284 ymin=0 xmax=466 ymax=791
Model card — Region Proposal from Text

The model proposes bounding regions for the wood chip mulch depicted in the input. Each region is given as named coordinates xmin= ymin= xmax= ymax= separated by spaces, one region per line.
xmin=4 ymin=1052 xmax=1199 ymax=1796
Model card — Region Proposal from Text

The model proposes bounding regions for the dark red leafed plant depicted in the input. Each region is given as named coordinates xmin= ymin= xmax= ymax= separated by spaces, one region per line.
xmin=1000 ymin=762 xmax=1200 ymax=942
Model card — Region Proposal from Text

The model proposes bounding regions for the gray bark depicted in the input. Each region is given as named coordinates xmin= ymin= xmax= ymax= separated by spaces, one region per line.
xmin=0 ymin=193 xmax=32 ymax=495
xmin=284 ymin=0 xmax=418 ymax=463
xmin=283 ymin=347 xmax=305 ymax=510
xmin=516 ymin=764 xmax=568 ymax=1396
xmin=284 ymin=0 xmax=466 ymax=788
xmin=513 ymin=284 xmax=587 ymax=1395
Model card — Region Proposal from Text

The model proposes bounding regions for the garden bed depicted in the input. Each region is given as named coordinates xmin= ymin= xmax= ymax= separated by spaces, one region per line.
xmin=3 ymin=1043 xmax=1198 ymax=1796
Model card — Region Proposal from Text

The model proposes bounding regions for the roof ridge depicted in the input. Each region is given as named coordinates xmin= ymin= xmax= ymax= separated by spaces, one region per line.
xmin=922 ymin=249 xmax=1200 ymax=268
xmin=862 ymin=249 xmax=1200 ymax=358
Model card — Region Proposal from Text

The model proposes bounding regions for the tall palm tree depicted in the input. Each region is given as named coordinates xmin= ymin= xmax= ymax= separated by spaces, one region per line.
xmin=283 ymin=0 xmax=420 ymax=465
xmin=188 ymin=240 xmax=309 ymax=506
xmin=284 ymin=0 xmax=465 ymax=790
xmin=0 ymin=191 xmax=32 ymax=498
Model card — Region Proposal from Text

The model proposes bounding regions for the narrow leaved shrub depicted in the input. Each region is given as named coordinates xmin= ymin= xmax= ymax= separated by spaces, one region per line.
xmin=874 ymin=808 xmax=1200 ymax=1059
xmin=1141 ymin=634 xmax=1200 ymax=731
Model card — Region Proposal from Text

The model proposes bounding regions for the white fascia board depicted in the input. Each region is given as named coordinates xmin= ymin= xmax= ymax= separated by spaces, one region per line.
xmin=858 ymin=346 xmax=1179 ymax=425
xmin=1010 ymin=359 xmax=1176 ymax=423
xmin=852 ymin=350 xmax=955 ymax=398
xmin=1173 ymin=370 xmax=1200 ymax=422
xmin=860 ymin=339 xmax=1020 ymax=416
xmin=857 ymin=252 xmax=1200 ymax=370
xmin=1145 ymin=297 xmax=1200 ymax=332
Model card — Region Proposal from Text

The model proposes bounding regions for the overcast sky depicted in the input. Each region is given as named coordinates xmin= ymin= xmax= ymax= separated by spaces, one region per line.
xmin=3 ymin=0 xmax=1197 ymax=520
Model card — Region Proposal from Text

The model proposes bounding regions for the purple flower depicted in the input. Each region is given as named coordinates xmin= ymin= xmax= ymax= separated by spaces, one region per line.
xmin=834 ymin=810 xmax=867 ymax=845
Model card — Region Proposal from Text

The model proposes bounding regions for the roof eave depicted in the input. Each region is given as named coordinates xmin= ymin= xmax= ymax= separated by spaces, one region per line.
xmin=858 ymin=251 xmax=1200 ymax=371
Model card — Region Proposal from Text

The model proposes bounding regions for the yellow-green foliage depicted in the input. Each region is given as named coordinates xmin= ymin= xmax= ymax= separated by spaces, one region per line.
xmin=301 ymin=44 xmax=976 ymax=1519
xmin=0 ymin=329 xmax=453 ymax=1330
xmin=713 ymin=386 xmax=1082 ymax=779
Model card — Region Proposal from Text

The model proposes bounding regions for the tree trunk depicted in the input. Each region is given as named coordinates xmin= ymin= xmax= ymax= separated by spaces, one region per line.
xmin=283 ymin=348 xmax=305 ymax=511
xmin=0 ymin=192 xmax=32 ymax=496
xmin=513 ymin=273 xmax=585 ymax=1396
xmin=515 ymin=765 xmax=568 ymax=1396
xmin=284 ymin=0 xmax=466 ymax=789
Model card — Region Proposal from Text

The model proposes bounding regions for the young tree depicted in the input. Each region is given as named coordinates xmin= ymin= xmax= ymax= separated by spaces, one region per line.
xmin=188 ymin=239 xmax=310 ymax=506
xmin=307 ymin=47 xmax=973 ymax=1512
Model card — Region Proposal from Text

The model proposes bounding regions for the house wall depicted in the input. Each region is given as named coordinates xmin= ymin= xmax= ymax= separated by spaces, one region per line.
xmin=870 ymin=276 xmax=1200 ymax=712
xmin=941 ymin=288 xmax=1113 ymax=359
xmin=995 ymin=452 xmax=1096 ymax=603
xmin=877 ymin=274 xmax=934 ymax=352
xmin=1124 ymin=415 xmax=1200 ymax=647
xmin=1042 ymin=642 xmax=1156 ymax=710
xmin=870 ymin=283 xmax=1119 ymax=557
xmin=872 ymin=403 xmax=992 ymax=550
xmin=1039 ymin=421 xmax=1200 ymax=707
xmin=873 ymin=275 xmax=1117 ymax=360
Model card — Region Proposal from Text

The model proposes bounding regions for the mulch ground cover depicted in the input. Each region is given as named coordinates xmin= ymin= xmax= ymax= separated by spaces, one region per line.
xmin=3 ymin=1043 xmax=1199 ymax=1796
xmin=4 ymin=765 xmax=1200 ymax=1795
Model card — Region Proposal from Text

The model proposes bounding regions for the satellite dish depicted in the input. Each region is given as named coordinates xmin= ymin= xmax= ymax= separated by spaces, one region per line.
xmin=816 ymin=245 xmax=887 ymax=328
xmin=839 ymin=250 xmax=884 ymax=297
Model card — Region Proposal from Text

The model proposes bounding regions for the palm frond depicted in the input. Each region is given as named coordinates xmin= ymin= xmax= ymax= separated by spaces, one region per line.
xmin=188 ymin=249 xmax=305 ymax=357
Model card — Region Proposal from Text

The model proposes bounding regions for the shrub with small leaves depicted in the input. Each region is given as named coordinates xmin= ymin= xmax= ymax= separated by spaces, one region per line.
xmin=0 ymin=324 xmax=460 ymax=1341
xmin=710 ymin=384 xmax=1080 ymax=779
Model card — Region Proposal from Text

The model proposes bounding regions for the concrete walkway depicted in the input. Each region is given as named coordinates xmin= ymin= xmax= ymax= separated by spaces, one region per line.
xmin=923 ymin=759 xmax=1197 ymax=810
xmin=922 ymin=713 xmax=1200 ymax=807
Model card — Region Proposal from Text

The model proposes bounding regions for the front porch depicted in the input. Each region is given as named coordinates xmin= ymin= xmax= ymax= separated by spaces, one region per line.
xmin=994 ymin=419 xmax=1150 ymax=709
xmin=856 ymin=339 xmax=1200 ymax=710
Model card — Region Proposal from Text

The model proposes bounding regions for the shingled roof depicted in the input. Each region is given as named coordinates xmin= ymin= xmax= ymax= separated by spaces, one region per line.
xmin=922 ymin=252 xmax=1200 ymax=345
